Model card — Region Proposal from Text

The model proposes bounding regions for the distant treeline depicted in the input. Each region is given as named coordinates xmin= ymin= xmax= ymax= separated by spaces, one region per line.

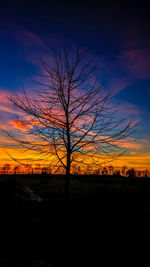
xmin=0 ymin=163 xmax=149 ymax=178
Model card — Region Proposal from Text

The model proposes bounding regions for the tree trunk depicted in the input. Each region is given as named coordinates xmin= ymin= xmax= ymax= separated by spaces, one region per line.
xmin=64 ymin=107 xmax=71 ymax=224
xmin=64 ymin=141 xmax=71 ymax=225
xmin=64 ymin=152 xmax=71 ymax=204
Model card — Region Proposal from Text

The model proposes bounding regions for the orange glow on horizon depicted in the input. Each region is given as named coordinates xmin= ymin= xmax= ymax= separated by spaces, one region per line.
xmin=0 ymin=144 xmax=150 ymax=171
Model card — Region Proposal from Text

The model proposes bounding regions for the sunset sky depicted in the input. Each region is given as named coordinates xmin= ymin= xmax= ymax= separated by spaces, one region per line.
xmin=0 ymin=1 xmax=150 ymax=169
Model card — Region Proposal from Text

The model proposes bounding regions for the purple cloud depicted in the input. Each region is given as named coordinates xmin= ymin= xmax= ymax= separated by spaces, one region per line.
xmin=119 ymin=49 xmax=150 ymax=79
xmin=0 ymin=17 xmax=49 ymax=65
xmin=118 ymin=100 xmax=140 ymax=116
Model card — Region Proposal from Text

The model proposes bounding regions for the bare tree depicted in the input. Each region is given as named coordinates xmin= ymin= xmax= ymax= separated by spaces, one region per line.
xmin=13 ymin=164 xmax=21 ymax=175
xmin=5 ymin=47 xmax=136 ymax=202
xmin=2 ymin=163 xmax=11 ymax=175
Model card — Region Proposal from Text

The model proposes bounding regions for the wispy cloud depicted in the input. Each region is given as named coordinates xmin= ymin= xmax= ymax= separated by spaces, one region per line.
xmin=0 ymin=17 xmax=48 ymax=66
xmin=9 ymin=119 xmax=28 ymax=131
xmin=0 ymin=89 xmax=12 ymax=104
xmin=119 ymin=49 xmax=150 ymax=79
xmin=0 ymin=89 xmax=25 ymax=133
xmin=118 ymin=100 xmax=140 ymax=115
xmin=0 ymin=104 xmax=23 ymax=116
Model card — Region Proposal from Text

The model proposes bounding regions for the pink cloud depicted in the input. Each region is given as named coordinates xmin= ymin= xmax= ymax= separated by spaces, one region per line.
xmin=0 ymin=89 xmax=25 ymax=133
xmin=122 ymin=138 xmax=150 ymax=154
xmin=118 ymin=100 xmax=140 ymax=115
xmin=0 ymin=89 xmax=11 ymax=104
xmin=120 ymin=141 xmax=142 ymax=150
xmin=0 ymin=122 xmax=11 ymax=131
xmin=120 ymin=49 xmax=150 ymax=79
xmin=0 ymin=104 xmax=23 ymax=116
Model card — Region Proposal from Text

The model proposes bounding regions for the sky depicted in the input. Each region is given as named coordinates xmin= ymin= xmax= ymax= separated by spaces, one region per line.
xmin=0 ymin=0 xmax=150 ymax=169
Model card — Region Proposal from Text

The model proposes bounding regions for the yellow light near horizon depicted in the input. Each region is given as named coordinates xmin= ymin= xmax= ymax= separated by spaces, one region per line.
xmin=0 ymin=144 xmax=150 ymax=172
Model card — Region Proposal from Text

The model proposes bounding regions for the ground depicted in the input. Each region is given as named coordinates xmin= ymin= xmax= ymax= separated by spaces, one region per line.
xmin=0 ymin=174 xmax=150 ymax=265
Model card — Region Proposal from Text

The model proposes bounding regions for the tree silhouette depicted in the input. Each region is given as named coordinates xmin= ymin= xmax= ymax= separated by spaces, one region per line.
xmin=2 ymin=164 xmax=11 ymax=175
xmin=121 ymin=165 xmax=127 ymax=176
xmin=13 ymin=164 xmax=21 ymax=175
xmin=6 ymin=47 xmax=135 ymax=202
xmin=126 ymin=168 xmax=136 ymax=178
xmin=108 ymin=165 xmax=114 ymax=175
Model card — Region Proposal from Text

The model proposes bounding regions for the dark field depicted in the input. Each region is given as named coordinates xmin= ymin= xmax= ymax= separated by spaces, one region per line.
xmin=1 ymin=174 xmax=150 ymax=232
xmin=0 ymin=174 xmax=150 ymax=265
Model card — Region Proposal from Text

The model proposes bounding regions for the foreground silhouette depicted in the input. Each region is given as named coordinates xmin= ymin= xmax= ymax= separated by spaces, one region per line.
xmin=1 ymin=174 xmax=150 ymax=231
xmin=0 ymin=173 xmax=150 ymax=265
